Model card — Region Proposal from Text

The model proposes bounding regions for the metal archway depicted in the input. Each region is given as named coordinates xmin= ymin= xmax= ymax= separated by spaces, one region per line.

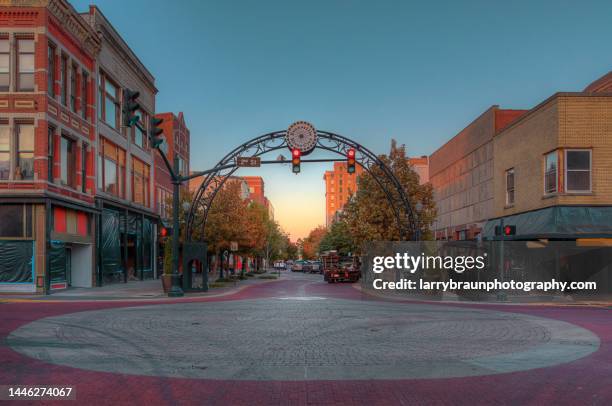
xmin=185 ymin=126 xmax=418 ymax=242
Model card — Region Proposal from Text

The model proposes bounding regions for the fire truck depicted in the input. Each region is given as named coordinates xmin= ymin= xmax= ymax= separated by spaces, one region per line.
xmin=320 ymin=251 xmax=360 ymax=283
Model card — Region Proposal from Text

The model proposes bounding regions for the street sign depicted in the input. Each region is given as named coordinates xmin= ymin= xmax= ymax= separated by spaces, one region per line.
xmin=236 ymin=157 xmax=261 ymax=167
xmin=230 ymin=241 xmax=238 ymax=251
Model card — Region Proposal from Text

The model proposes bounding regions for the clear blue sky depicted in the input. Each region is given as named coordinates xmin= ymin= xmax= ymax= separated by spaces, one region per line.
xmin=73 ymin=0 xmax=612 ymax=239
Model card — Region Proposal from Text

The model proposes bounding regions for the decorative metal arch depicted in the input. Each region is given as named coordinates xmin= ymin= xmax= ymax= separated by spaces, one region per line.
xmin=185 ymin=130 xmax=418 ymax=242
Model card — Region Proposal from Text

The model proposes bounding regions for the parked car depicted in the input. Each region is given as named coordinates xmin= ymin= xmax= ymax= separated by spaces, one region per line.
xmin=302 ymin=261 xmax=313 ymax=273
xmin=309 ymin=261 xmax=322 ymax=274
xmin=291 ymin=260 xmax=304 ymax=272
xmin=273 ymin=261 xmax=286 ymax=270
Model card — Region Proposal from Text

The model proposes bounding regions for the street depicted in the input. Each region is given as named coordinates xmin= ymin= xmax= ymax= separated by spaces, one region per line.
xmin=1 ymin=272 xmax=610 ymax=405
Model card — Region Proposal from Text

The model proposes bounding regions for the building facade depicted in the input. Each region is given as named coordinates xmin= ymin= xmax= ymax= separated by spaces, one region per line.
xmin=154 ymin=111 xmax=190 ymax=220
xmin=0 ymin=0 xmax=100 ymax=293
xmin=323 ymin=162 xmax=363 ymax=226
xmin=429 ymin=107 xmax=527 ymax=240
xmin=81 ymin=6 xmax=158 ymax=285
xmin=484 ymin=73 xmax=612 ymax=241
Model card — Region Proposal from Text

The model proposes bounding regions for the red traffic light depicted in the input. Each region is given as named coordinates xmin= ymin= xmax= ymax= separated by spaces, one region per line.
xmin=292 ymin=148 xmax=301 ymax=158
xmin=504 ymin=225 xmax=516 ymax=236
xmin=347 ymin=148 xmax=355 ymax=158
xmin=160 ymin=227 xmax=169 ymax=237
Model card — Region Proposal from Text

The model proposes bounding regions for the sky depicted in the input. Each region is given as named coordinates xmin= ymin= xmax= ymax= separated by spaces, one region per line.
xmin=72 ymin=0 xmax=612 ymax=240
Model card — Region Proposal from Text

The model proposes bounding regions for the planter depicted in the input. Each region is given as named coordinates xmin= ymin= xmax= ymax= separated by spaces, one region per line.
xmin=161 ymin=274 xmax=173 ymax=293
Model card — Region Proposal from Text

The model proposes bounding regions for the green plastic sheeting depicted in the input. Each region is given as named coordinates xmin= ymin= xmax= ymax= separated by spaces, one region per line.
xmin=101 ymin=209 xmax=122 ymax=275
xmin=0 ymin=240 xmax=33 ymax=283
xmin=49 ymin=241 xmax=66 ymax=282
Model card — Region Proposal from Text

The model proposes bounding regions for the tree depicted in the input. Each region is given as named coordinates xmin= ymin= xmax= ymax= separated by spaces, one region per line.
xmin=204 ymin=180 xmax=250 ymax=254
xmin=319 ymin=219 xmax=355 ymax=256
xmin=343 ymin=140 xmax=436 ymax=251
xmin=302 ymin=225 xmax=327 ymax=259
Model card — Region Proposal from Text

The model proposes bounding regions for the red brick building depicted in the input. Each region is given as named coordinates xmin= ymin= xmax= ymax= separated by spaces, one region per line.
xmin=154 ymin=112 xmax=190 ymax=220
xmin=0 ymin=0 xmax=100 ymax=293
xmin=243 ymin=176 xmax=265 ymax=206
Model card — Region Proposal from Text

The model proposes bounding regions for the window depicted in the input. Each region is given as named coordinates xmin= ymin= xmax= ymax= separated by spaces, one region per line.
xmin=0 ymin=204 xmax=33 ymax=238
xmin=70 ymin=64 xmax=77 ymax=112
xmin=47 ymin=43 xmax=55 ymax=97
xmin=60 ymin=54 xmax=67 ymax=105
xmin=544 ymin=151 xmax=557 ymax=194
xmin=565 ymin=150 xmax=591 ymax=192
xmin=99 ymin=138 xmax=125 ymax=198
xmin=17 ymin=38 xmax=34 ymax=91
xmin=0 ymin=36 xmax=9 ymax=91
xmin=99 ymin=73 xmax=119 ymax=129
xmin=0 ymin=123 xmax=9 ymax=179
xmin=16 ymin=123 xmax=34 ymax=180
xmin=81 ymin=71 xmax=88 ymax=119
xmin=505 ymin=168 xmax=515 ymax=205
xmin=133 ymin=109 xmax=147 ymax=149
xmin=131 ymin=157 xmax=150 ymax=207
xmin=60 ymin=135 xmax=75 ymax=187
xmin=47 ymin=126 xmax=54 ymax=181
xmin=81 ymin=144 xmax=87 ymax=193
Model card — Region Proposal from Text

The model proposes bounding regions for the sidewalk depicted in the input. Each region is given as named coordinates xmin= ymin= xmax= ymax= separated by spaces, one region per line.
xmin=0 ymin=270 xmax=281 ymax=302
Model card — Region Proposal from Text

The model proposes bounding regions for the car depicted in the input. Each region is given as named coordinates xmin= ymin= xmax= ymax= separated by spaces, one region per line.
xmin=309 ymin=261 xmax=322 ymax=274
xmin=291 ymin=261 xmax=304 ymax=272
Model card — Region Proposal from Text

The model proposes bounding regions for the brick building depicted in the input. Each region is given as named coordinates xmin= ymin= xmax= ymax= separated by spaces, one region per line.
xmin=410 ymin=156 xmax=430 ymax=184
xmin=484 ymin=72 xmax=612 ymax=241
xmin=154 ymin=112 xmax=190 ymax=220
xmin=429 ymin=107 xmax=527 ymax=240
xmin=81 ymin=6 xmax=158 ymax=285
xmin=323 ymin=162 xmax=364 ymax=226
xmin=0 ymin=0 xmax=100 ymax=293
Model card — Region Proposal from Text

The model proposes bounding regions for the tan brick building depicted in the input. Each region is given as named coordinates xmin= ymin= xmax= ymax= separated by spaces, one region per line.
xmin=323 ymin=161 xmax=363 ymax=226
xmin=485 ymin=73 xmax=612 ymax=240
xmin=429 ymin=107 xmax=527 ymax=240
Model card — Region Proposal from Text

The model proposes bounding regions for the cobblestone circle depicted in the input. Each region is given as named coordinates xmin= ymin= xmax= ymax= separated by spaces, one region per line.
xmin=8 ymin=298 xmax=599 ymax=380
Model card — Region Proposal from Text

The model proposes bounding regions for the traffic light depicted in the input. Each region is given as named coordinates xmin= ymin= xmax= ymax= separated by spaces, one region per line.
xmin=347 ymin=148 xmax=356 ymax=174
xmin=495 ymin=224 xmax=516 ymax=236
xmin=291 ymin=148 xmax=301 ymax=173
xmin=149 ymin=117 xmax=164 ymax=149
xmin=122 ymin=88 xmax=140 ymax=127
xmin=160 ymin=226 xmax=172 ymax=238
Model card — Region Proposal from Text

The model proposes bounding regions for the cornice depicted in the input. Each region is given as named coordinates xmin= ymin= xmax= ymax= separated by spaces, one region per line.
xmin=0 ymin=0 xmax=100 ymax=56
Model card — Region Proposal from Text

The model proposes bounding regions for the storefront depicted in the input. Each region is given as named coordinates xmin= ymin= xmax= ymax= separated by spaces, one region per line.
xmin=97 ymin=205 xmax=156 ymax=285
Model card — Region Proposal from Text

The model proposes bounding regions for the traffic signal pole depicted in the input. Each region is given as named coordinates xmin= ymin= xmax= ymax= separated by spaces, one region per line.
xmin=168 ymin=155 xmax=184 ymax=297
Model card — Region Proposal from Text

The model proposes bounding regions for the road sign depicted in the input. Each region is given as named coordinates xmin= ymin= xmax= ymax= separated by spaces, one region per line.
xmin=236 ymin=157 xmax=261 ymax=167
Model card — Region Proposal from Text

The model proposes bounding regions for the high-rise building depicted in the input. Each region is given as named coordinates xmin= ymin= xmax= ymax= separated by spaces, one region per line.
xmin=323 ymin=162 xmax=363 ymax=226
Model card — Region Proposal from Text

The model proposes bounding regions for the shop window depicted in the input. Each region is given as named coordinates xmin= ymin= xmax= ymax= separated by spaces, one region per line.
xmin=0 ymin=204 xmax=32 ymax=238
xmin=565 ymin=150 xmax=591 ymax=192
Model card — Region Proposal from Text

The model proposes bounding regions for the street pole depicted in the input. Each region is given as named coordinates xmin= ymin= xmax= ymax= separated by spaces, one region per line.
xmin=168 ymin=155 xmax=184 ymax=297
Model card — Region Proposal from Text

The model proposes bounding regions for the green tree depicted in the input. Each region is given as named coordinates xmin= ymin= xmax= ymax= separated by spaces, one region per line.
xmin=319 ymin=219 xmax=355 ymax=256
xmin=343 ymin=140 xmax=436 ymax=251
